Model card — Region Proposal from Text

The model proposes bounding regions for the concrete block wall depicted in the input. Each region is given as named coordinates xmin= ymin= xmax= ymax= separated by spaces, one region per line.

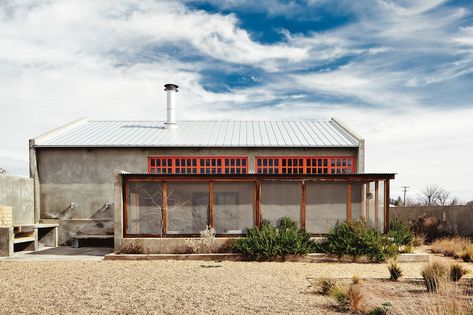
xmin=390 ymin=204 xmax=473 ymax=236
xmin=0 ymin=206 xmax=12 ymax=226
xmin=0 ymin=175 xmax=34 ymax=225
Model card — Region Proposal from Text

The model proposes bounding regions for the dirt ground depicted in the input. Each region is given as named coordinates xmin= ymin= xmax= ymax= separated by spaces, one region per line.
xmin=1 ymin=258 xmax=472 ymax=314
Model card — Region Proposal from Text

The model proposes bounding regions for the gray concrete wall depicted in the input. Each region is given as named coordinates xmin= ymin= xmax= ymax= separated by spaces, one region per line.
xmin=0 ymin=175 xmax=34 ymax=225
xmin=390 ymin=205 xmax=473 ymax=237
xmin=36 ymin=146 xmax=359 ymax=244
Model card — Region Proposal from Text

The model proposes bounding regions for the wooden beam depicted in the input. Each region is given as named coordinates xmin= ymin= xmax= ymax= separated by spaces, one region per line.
xmin=209 ymin=181 xmax=214 ymax=228
xmin=255 ymin=180 xmax=261 ymax=227
xmin=347 ymin=182 xmax=352 ymax=223
xmin=384 ymin=179 xmax=390 ymax=233
xmin=162 ymin=181 xmax=167 ymax=236
xmin=123 ymin=181 xmax=129 ymax=237
xmin=301 ymin=180 xmax=306 ymax=230
xmin=366 ymin=183 xmax=370 ymax=223
xmin=375 ymin=181 xmax=379 ymax=230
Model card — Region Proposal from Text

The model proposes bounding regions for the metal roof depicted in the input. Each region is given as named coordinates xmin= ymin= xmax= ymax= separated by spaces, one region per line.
xmin=33 ymin=118 xmax=361 ymax=148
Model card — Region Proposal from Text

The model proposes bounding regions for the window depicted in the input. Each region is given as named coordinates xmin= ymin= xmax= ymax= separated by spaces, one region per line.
xmin=261 ymin=181 xmax=301 ymax=226
xmin=148 ymin=156 xmax=248 ymax=174
xmin=214 ymin=182 xmax=254 ymax=234
xmin=127 ymin=182 xmax=164 ymax=235
xmin=255 ymin=156 xmax=355 ymax=175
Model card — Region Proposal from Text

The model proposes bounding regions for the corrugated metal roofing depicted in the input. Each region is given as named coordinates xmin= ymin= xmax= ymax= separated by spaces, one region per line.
xmin=34 ymin=120 xmax=360 ymax=147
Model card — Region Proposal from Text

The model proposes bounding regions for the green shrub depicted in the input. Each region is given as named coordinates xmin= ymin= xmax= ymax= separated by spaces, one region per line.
xmin=234 ymin=217 xmax=315 ymax=260
xmin=450 ymin=262 xmax=469 ymax=282
xmin=323 ymin=220 xmax=390 ymax=262
xmin=388 ymin=219 xmax=414 ymax=248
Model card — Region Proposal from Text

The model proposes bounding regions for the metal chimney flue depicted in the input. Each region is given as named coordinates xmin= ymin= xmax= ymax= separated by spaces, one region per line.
xmin=164 ymin=83 xmax=178 ymax=129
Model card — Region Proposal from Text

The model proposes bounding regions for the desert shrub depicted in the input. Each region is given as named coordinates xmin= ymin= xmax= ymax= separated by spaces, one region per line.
xmin=185 ymin=225 xmax=216 ymax=253
xmin=314 ymin=277 xmax=337 ymax=295
xmin=461 ymin=246 xmax=473 ymax=262
xmin=323 ymin=220 xmax=392 ymax=262
xmin=409 ymin=215 xmax=450 ymax=241
xmin=430 ymin=237 xmax=471 ymax=258
xmin=387 ymin=257 xmax=403 ymax=281
xmin=330 ymin=283 xmax=364 ymax=312
xmin=352 ymin=274 xmax=362 ymax=285
xmin=413 ymin=233 xmax=426 ymax=247
xmin=234 ymin=217 xmax=315 ymax=260
xmin=421 ymin=260 xmax=449 ymax=293
xmin=388 ymin=219 xmax=414 ymax=248
xmin=450 ymin=262 xmax=469 ymax=282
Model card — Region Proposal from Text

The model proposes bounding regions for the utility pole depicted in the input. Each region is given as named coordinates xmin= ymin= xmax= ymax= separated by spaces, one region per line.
xmin=401 ymin=186 xmax=409 ymax=206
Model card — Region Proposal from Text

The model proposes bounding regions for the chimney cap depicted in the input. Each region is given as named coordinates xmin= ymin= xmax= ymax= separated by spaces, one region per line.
xmin=164 ymin=83 xmax=179 ymax=91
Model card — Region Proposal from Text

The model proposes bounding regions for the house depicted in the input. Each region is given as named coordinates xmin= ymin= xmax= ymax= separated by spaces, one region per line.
xmin=29 ymin=84 xmax=394 ymax=252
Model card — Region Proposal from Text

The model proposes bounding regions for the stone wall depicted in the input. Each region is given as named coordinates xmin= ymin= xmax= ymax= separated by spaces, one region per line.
xmin=390 ymin=204 xmax=473 ymax=237
xmin=0 ymin=175 xmax=34 ymax=225
xmin=0 ymin=206 xmax=12 ymax=226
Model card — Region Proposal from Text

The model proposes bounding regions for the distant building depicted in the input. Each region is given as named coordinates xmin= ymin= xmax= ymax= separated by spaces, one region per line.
xmin=30 ymin=84 xmax=394 ymax=252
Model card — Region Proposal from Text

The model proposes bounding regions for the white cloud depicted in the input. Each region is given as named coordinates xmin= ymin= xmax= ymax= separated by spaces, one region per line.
xmin=0 ymin=0 xmax=473 ymax=202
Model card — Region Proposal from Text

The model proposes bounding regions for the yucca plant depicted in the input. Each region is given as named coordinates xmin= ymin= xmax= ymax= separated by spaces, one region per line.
xmin=450 ymin=262 xmax=469 ymax=282
xmin=387 ymin=257 xmax=403 ymax=281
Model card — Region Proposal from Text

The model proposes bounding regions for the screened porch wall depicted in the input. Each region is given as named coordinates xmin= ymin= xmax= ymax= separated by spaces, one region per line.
xmin=123 ymin=176 xmax=392 ymax=237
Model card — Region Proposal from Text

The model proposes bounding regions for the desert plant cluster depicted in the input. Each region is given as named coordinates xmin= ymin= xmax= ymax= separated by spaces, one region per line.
xmin=317 ymin=219 xmax=414 ymax=262
xmin=234 ymin=217 xmax=316 ymax=260
xmin=311 ymin=258 xmax=472 ymax=314
xmin=431 ymin=236 xmax=473 ymax=262
xmin=185 ymin=225 xmax=216 ymax=253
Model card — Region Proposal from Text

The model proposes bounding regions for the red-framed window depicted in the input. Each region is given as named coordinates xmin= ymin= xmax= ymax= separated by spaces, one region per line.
xmin=255 ymin=156 xmax=355 ymax=175
xmin=148 ymin=156 xmax=248 ymax=174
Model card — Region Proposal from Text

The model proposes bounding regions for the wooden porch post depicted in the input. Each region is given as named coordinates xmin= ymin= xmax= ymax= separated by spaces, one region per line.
xmin=366 ymin=183 xmax=370 ymax=223
xmin=384 ymin=179 xmax=390 ymax=233
xmin=347 ymin=182 xmax=353 ymax=223
xmin=301 ymin=180 xmax=306 ymax=230
xmin=255 ymin=180 xmax=261 ymax=227
xmin=209 ymin=181 xmax=214 ymax=228
xmin=162 ymin=181 xmax=167 ymax=236
xmin=375 ymin=181 xmax=379 ymax=230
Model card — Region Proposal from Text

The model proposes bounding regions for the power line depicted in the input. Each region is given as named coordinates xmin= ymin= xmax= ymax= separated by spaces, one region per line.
xmin=401 ymin=186 xmax=410 ymax=206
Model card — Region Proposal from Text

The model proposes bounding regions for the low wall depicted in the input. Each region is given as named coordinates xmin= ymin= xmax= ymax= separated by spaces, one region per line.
xmin=0 ymin=175 xmax=34 ymax=225
xmin=390 ymin=205 xmax=473 ymax=237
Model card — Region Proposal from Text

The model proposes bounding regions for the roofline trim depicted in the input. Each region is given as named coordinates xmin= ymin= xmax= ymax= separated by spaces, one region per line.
xmin=33 ymin=144 xmax=360 ymax=148
xmin=31 ymin=117 xmax=88 ymax=145
xmin=330 ymin=117 xmax=364 ymax=142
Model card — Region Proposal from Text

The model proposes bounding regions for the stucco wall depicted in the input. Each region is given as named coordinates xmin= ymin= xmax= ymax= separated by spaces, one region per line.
xmin=0 ymin=175 xmax=34 ymax=225
xmin=390 ymin=205 xmax=473 ymax=236
xmin=36 ymin=146 xmax=359 ymax=244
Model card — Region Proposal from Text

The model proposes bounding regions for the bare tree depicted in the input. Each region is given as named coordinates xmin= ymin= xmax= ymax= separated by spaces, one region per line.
xmin=418 ymin=185 xmax=457 ymax=206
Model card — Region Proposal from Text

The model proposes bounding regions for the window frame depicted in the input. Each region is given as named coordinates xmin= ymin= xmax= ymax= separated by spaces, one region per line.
xmin=255 ymin=156 xmax=356 ymax=175
xmin=148 ymin=156 xmax=248 ymax=175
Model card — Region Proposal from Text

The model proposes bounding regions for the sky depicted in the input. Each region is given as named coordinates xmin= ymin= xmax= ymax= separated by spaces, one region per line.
xmin=0 ymin=0 xmax=472 ymax=202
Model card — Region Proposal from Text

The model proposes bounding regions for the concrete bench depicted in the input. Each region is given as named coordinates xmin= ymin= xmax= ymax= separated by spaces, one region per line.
xmin=71 ymin=235 xmax=114 ymax=248
xmin=0 ymin=223 xmax=59 ymax=257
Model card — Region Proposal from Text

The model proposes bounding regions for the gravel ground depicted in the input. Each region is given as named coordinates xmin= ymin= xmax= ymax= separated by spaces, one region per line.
xmin=1 ymin=259 xmax=472 ymax=314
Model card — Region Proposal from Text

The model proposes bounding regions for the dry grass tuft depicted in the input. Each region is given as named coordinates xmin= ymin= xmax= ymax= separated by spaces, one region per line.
xmin=352 ymin=274 xmax=362 ymax=285
xmin=450 ymin=262 xmax=469 ymax=282
xmin=421 ymin=259 xmax=449 ymax=293
xmin=387 ymin=257 xmax=403 ymax=281
xmin=430 ymin=237 xmax=471 ymax=258
xmin=461 ymin=246 xmax=473 ymax=262
xmin=313 ymin=277 xmax=337 ymax=295
xmin=329 ymin=282 xmax=365 ymax=313
xmin=116 ymin=242 xmax=149 ymax=254
xmin=413 ymin=233 xmax=426 ymax=247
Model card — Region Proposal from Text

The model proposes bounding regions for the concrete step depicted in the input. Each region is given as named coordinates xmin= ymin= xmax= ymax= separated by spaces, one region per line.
xmin=13 ymin=236 xmax=35 ymax=244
